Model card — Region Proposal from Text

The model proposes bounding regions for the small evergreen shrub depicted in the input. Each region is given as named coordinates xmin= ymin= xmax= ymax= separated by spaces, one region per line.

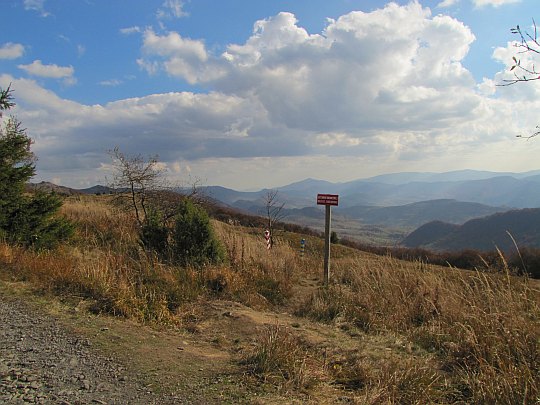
xmin=140 ymin=209 xmax=169 ymax=257
xmin=0 ymin=86 xmax=73 ymax=249
xmin=171 ymin=199 xmax=225 ymax=267
xmin=6 ymin=192 xmax=74 ymax=250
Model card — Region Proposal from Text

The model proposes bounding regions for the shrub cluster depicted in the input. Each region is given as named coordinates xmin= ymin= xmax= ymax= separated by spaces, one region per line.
xmin=141 ymin=198 xmax=225 ymax=267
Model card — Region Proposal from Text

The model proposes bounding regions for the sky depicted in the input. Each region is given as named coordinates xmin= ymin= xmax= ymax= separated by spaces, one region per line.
xmin=1 ymin=0 xmax=539 ymax=191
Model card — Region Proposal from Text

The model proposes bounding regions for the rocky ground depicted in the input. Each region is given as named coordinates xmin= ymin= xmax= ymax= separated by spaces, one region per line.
xmin=0 ymin=293 xmax=185 ymax=405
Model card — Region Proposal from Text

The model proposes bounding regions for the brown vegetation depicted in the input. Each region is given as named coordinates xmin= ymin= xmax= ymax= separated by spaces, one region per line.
xmin=0 ymin=194 xmax=538 ymax=403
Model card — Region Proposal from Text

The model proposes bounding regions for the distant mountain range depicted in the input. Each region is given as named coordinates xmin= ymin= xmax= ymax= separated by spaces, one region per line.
xmin=202 ymin=169 xmax=540 ymax=209
xmin=28 ymin=169 xmax=540 ymax=248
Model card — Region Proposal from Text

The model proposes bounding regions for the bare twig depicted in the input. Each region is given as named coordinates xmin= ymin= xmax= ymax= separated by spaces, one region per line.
xmin=499 ymin=19 xmax=540 ymax=86
xmin=516 ymin=125 xmax=540 ymax=140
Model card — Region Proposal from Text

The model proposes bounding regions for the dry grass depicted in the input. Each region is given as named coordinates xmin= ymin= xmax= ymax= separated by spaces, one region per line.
xmin=0 ymin=196 xmax=299 ymax=321
xmin=242 ymin=323 xmax=309 ymax=390
xmin=297 ymin=256 xmax=540 ymax=403
xmin=1 ymin=194 xmax=539 ymax=403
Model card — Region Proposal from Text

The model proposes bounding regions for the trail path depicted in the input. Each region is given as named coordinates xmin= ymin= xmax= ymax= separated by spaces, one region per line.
xmin=0 ymin=291 xmax=182 ymax=404
xmin=0 ymin=276 xmax=414 ymax=404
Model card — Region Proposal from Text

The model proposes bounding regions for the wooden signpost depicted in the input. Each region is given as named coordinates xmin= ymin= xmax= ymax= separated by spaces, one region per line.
xmin=317 ymin=194 xmax=339 ymax=285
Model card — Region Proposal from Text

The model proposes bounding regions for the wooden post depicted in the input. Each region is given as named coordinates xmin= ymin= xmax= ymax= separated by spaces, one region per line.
xmin=317 ymin=194 xmax=338 ymax=286
xmin=323 ymin=204 xmax=331 ymax=285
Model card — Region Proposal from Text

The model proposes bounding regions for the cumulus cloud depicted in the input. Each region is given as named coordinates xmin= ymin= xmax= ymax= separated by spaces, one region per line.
xmin=0 ymin=43 xmax=25 ymax=59
xmin=491 ymin=40 xmax=540 ymax=106
xmin=18 ymin=60 xmax=75 ymax=80
xmin=3 ymin=3 xmax=539 ymax=188
xmin=159 ymin=3 xmax=479 ymax=136
xmin=140 ymin=29 xmax=226 ymax=83
xmin=142 ymin=29 xmax=207 ymax=61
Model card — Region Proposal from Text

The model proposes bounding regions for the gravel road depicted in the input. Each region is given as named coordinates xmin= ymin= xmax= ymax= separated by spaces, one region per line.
xmin=0 ymin=293 xmax=182 ymax=404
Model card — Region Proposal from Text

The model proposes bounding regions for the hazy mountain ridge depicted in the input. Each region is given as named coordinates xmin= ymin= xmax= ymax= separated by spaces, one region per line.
xmin=203 ymin=170 xmax=540 ymax=209
xmin=337 ymin=199 xmax=508 ymax=229
xmin=29 ymin=169 xmax=540 ymax=248
xmin=402 ymin=208 xmax=540 ymax=252
xmin=26 ymin=181 xmax=83 ymax=196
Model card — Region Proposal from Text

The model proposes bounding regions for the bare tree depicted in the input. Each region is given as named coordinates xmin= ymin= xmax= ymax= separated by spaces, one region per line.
xmin=500 ymin=19 xmax=540 ymax=139
xmin=108 ymin=147 xmax=168 ymax=226
xmin=262 ymin=189 xmax=286 ymax=249
xmin=108 ymin=147 xmax=204 ymax=227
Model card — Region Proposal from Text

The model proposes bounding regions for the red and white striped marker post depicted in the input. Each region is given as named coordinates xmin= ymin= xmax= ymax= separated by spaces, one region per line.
xmin=264 ymin=229 xmax=271 ymax=250
xmin=317 ymin=194 xmax=339 ymax=285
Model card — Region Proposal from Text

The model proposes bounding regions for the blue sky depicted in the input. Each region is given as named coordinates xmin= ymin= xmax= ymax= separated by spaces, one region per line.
xmin=1 ymin=0 xmax=539 ymax=190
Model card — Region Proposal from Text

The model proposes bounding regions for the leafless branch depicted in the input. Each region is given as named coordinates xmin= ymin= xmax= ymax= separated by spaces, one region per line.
xmin=499 ymin=19 xmax=540 ymax=86
xmin=108 ymin=146 xmax=166 ymax=226
xmin=108 ymin=147 xmax=207 ymax=227
xmin=516 ymin=125 xmax=540 ymax=140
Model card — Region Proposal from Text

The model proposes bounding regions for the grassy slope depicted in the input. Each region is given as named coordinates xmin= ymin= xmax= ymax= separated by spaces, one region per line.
xmin=0 ymin=195 xmax=539 ymax=404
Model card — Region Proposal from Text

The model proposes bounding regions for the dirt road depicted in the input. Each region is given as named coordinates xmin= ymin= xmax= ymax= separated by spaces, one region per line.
xmin=0 ymin=292 xmax=182 ymax=404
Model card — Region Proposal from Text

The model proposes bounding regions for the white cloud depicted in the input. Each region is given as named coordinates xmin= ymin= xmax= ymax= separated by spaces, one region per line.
xmin=199 ymin=4 xmax=477 ymax=136
xmin=23 ymin=0 xmax=51 ymax=17
xmin=473 ymin=0 xmax=520 ymax=7
xmin=120 ymin=26 xmax=141 ymax=35
xmin=18 ymin=60 xmax=74 ymax=79
xmin=99 ymin=79 xmax=122 ymax=87
xmin=139 ymin=29 xmax=227 ymax=83
xmin=137 ymin=58 xmax=160 ymax=75
xmin=0 ymin=43 xmax=25 ymax=59
xmin=142 ymin=29 xmax=207 ymax=61
xmin=437 ymin=0 xmax=460 ymax=7
xmin=156 ymin=0 xmax=188 ymax=20
xmin=477 ymin=78 xmax=496 ymax=96
xmin=314 ymin=133 xmax=362 ymax=147
xmin=3 ymin=3 xmax=539 ymax=188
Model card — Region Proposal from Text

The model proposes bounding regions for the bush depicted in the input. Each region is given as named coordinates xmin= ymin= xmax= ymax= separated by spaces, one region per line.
xmin=140 ymin=208 xmax=169 ymax=256
xmin=508 ymin=247 xmax=540 ymax=278
xmin=171 ymin=199 xmax=225 ymax=267
xmin=5 ymin=192 xmax=74 ymax=250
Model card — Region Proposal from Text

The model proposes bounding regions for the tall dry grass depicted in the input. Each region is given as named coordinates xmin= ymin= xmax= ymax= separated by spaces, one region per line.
xmin=211 ymin=221 xmax=303 ymax=307
xmin=242 ymin=323 xmax=309 ymax=389
xmin=0 ymin=196 xmax=302 ymax=322
xmin=296 ymin=255 xmax=540 ymax=403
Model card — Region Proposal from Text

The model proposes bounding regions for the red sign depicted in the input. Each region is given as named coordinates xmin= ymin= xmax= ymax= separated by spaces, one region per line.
xmin=317 ymin=194 xmax=339 ymax=206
